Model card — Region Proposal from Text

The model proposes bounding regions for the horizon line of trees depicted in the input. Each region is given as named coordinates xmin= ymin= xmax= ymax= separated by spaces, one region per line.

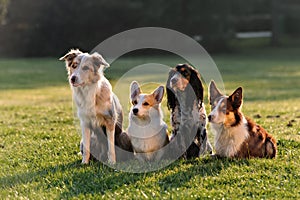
xmin=0 ymin=0 xmax=299 ymax=57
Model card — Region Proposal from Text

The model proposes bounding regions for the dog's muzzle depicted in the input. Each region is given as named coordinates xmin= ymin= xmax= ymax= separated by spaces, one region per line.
xmin=132 ymin=108 xmax=139 ymax=115
xmin=70 ymin=76 xmax=77 ymax=84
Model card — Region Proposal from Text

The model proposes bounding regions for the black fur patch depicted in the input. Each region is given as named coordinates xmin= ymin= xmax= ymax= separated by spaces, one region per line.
xmin=231 ymin=111 xmax=243 ymax=127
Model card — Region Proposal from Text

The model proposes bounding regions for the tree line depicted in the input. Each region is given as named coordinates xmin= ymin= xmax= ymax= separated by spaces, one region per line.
xmin=0 ymin=0 xmax=299 ymax=57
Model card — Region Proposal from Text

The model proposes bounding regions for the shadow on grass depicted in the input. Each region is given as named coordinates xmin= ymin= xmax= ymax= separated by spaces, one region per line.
xmin=1 ymin=139 xmax=299 ymax=198
xmin=157 ymin=156 xmax=250 ymax=191
xmin=56 ymin=158 xmax=239 ymax=198
xmin=0 ymin=157 xmax=248 ymax=198
xmin=0 ymin=161 xmax=82 ymax=189
xmin=0 ymin=160 xmax=146 ymax=198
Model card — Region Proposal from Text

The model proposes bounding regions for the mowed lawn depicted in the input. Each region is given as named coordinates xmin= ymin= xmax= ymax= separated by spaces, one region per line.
xmin=0 ymin=47 xmax=300 ymax=199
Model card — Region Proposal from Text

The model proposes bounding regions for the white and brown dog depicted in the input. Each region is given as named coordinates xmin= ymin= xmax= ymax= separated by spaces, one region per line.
xmin=60 ymin=49 xmax=133 ymax=164
xmin=208 ymin=80 xmax=277 ymax=158
xmin=128 ymin=81 xmax=169 ymax=161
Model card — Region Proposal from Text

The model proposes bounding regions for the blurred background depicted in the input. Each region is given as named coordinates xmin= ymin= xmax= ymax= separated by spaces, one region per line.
xmin=0 ymin=0 xmax=299 ymax=57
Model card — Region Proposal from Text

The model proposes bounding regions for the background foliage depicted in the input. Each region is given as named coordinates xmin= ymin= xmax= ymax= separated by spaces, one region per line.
xmin=0 ymin=0 xmax=300 ymax=57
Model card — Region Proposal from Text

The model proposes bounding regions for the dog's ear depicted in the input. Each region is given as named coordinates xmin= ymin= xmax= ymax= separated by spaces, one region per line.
xmin=229 ymin=87 xmax=243 ymax=109
xmin=166 ymin=69 xmax=177 ymax=110
xmin=152 ymin=86 xmax=164 ymax=104
xmin=130 ymin=81 xmax=141 ymax=100
xmin=189 ymin=65 xmax=204 ymax=102
xmin=91 ymin=52 xmax=110 ymax=71
xmin=209 ymin=80 xmax=222 ymax=104
xmin=59 ymin=49 xmax=82 ymax=64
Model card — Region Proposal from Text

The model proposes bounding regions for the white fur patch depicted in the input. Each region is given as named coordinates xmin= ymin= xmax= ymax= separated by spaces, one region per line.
xmin=128 ymin=94 xmax=168 ymax=159
xmin=212 ymin=116 xmax=249 ymax=157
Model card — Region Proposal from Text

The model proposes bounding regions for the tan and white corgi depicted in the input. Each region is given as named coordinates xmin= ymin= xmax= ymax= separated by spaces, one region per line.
xmin=208 ymin=80 xmax=277 ymax=159
xmin=128 ymin=81 xmax=169 ymax=161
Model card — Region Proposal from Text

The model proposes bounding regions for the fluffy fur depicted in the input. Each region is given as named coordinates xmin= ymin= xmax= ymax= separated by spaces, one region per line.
xmin=166 ymin=63 xmax=212 ymax=158
xmin=127 ymin=81 xmax=169 ymax=161
xmin=208 ymin=80 xmax=277 ymax=158
xmin=60 ymin=49 xmax=133 ymax=164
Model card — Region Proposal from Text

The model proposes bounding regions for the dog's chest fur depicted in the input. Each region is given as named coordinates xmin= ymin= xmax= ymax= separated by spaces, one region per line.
xmin=129 ymin=123 xmax=168 ymax=154
xmin=212 ymin=117 xmax=249 ymax=157
xmin=73 ymin=84 xmax=97 ymax=125
xmin=171 ymin=100 xmax=205 ymax=137
xmin=128 ymin=111 xmax=168 ymax=154
xmin=72 ymin=77 xmax=113 ymax=127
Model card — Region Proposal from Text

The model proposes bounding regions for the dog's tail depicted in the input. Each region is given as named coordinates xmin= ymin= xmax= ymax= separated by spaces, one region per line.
xmin=265 ymin=136 xmax=277 ymax=158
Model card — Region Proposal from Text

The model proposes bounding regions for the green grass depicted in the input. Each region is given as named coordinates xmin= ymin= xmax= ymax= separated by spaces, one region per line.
xmin=1 ymin=47 xmax=300 ymax=199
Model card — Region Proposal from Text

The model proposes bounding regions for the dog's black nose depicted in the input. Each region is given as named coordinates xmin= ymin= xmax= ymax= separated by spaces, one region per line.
xmin=132 ymin=108 xmax=138 ymax=115
xmin=70 ymin=76 xmax=76 ymax=84
xmin=208 ymin=115 xmax=212 ymax=122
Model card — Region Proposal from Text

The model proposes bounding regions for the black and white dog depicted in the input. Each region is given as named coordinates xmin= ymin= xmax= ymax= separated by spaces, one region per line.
xmin=166 ymin=63 xmax=212 ymax=159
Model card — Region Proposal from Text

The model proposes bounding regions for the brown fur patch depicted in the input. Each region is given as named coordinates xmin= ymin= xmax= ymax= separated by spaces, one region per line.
xmin=138 ymin=94 xmax=160 ymax=111
xmin=144 ymin=94 xmax=156 ymax=107
xmin=89 ymin=71 xmax=100 ymax=84
xmin=177 ymin=65 xmax=191 ymax=81
xmin=176 ymin=65 xmax=191 ymax=90
xmin=225 ymin=98 xmax=242 ymax=127
xmin=236 ymin=117 xmax=277 ymax=158
xmin=180 ymin=77 xmax=189 ymax=89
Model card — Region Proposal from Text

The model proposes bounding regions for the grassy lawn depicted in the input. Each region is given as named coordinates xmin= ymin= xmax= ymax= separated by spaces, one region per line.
xmin=0 ymin=47 xmax=300 ymax=199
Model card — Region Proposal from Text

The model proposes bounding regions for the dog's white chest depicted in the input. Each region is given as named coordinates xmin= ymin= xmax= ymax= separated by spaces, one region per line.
xmin=128 ymin=123 xmax=167 ymax=153
xmin=212 ymin=120 xmax=249 ymax=157
xmin=73 ymin=87 xmax=97 ymax=125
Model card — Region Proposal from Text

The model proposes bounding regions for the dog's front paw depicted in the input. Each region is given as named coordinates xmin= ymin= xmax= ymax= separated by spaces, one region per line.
xmin=81 ymin=158 xmax=89 ymax=164
xmin=107 ymin=157 xmax=116 ymax=165
xmin=81 ymin=155 xmax=90 ymax=164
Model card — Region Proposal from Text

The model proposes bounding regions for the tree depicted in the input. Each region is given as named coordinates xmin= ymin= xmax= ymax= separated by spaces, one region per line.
xmin=0 ymin=0 xmax=9 ymax=25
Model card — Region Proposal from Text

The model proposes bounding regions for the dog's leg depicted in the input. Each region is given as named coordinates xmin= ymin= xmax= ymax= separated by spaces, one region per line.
xmin=106 ymin=124 xmax=116 ymax=165
xmin=199 ymin=128 xmax=213 ymax=155
xmin=81 ymin=126 xmax=91 ymax=164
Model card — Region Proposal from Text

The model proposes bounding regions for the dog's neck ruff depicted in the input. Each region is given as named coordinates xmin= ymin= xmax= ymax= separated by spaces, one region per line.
xmin=128 ymin=107 xmax=166 ymax=138
xmin=131 ymin=115 xmax=151 ymax=127
xmin=213 ymin=116 xmax=249 ymax=157
xmin=71 ymin=75 xmax=110 ymax=122
xmin=72 ymin=83 xmax=97 ymax=108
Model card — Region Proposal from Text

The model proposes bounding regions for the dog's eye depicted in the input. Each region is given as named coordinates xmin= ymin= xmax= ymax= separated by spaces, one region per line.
xmin=143 ymin=102 xmax=149 ymax=106
xmin=132 ymin=100 xmax=138 ymax=105
xmin=82 ymin=66 xmax=89 ymax=71
xmin=71 ymin=64 xmax=77 ymax=69
xmin=180 ymin=69 xmax=188 ymax=75
xmin=220 ymin=106 xmax=227 ymax=113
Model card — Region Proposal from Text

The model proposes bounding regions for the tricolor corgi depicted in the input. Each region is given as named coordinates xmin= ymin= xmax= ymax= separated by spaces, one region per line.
xmin=128 ymin=81 xmax=169 ymax=161
xmin=208 ymin=81 xmax=277 ymax=158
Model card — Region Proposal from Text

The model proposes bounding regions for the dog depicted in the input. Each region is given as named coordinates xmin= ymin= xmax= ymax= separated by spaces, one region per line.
xmin=60 ymin=49 xmax=133 ymax=164
xmin=208 ymin=80 xmax=277 ymax=158
xmin=166 ymin=63 xmax=213 ymax=159
xmin=127 ymin=81 xmax=169 ymax=161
